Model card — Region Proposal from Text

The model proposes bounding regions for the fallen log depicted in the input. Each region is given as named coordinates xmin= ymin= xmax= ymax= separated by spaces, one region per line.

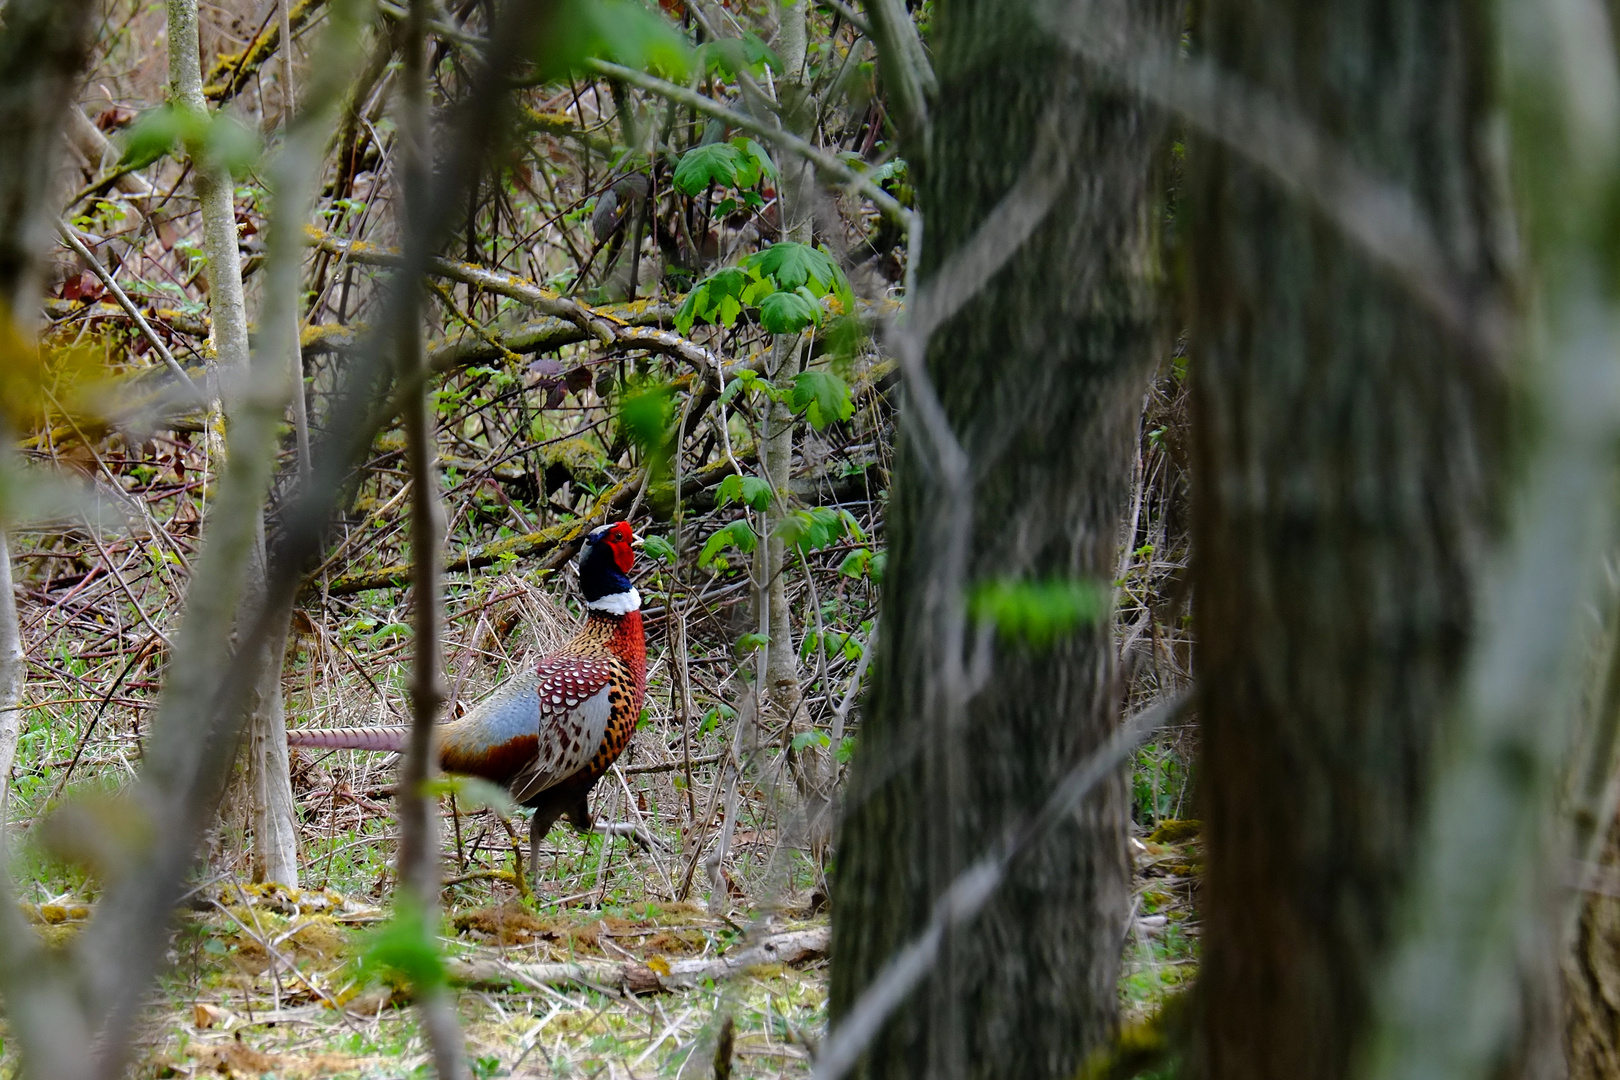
xmin=447 ymin=925 xmax=829 ymax=996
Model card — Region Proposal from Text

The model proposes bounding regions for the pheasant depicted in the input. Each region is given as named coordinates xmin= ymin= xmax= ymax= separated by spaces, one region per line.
xmin=287 ymin=521 xmax=650 ymax=880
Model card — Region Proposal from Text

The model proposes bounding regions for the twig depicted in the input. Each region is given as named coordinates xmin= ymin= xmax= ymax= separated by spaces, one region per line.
xmin=621 ymin=751 xmax=722 ymax=774
xmin=54 ymin=221 xmax=203 ymax=401
xmin=397 ymin=0 xmax=466 ymax=1068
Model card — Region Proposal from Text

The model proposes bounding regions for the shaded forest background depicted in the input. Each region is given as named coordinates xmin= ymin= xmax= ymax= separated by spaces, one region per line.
xmin=3 ymin=0 xmax=1619 ymax=1079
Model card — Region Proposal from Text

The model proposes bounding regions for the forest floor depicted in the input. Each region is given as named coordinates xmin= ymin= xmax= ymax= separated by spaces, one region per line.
xmin=1 ymin=477 xmax=1194 ymax=1079
xmin=3 ymin=814 xmax=1198 ymax=1080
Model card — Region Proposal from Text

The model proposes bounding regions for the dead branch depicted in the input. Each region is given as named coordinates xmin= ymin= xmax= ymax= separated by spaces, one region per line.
xmin=448 ymin=925 xmax=829 ymax=995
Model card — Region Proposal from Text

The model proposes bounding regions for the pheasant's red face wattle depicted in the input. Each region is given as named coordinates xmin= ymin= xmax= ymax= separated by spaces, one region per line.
xmin=605 ymin=522 xmax=635 ymax=572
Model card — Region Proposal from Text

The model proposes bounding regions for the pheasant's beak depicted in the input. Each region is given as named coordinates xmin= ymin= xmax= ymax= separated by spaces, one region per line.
xmin=630 ymin=532 xmax=645 ymax=548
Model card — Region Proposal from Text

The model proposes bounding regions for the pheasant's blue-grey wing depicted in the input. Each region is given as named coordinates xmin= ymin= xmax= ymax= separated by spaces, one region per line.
xmin=506 ymin=656 xmax=614 ymax=804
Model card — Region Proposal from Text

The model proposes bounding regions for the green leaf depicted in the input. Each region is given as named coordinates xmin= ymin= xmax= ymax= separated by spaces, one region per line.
xmin=968 ymin=578 xmax=1108 ymax=647
xmin=682 ymin=245 xmax=849 ymax=335
xmin=838 ymin=548 xmax=873 ymax=578
xmin=740 ymin=270 xmax=776 ymax=306
xmin=759 ymin=289 xmax=820 ymax=334
xmin=777 ymin=506 xmax=853 ymax=552
xmin=673 ymin=290 xmax=702 ymax=335
xmin=423 ymin=775 xmax=516 ymax=817
xmin=640 ymin=534 xmax=677 ymax=564
xmin=200 ymin=114 xmax=261 ymax=174
xmin=699 ymin=519 xmax=757 ymax=568
xmin=738 ymin=138 xmax=778 ymax=182
xmin=695 ymin=32 xmax=782 ymax=78
xmin=727 ymin=136 xmax=777 ymax=189
xmin=675 ymin=265 xmax=747 ymax=333
xmin=118 ymin=106 xmax=192 ymax=168
xmin=735 ymin=632 xmax=770 ymax=655
xmin=790 ymin=730 xmax=831 ymax=752
xmin=619 ymin=381 xmax=674 ymax=458
xmin=673 ymin=142 xmax=742 ymax=195
xmin=747 ymin=241 xmax=837 ymax=292
xmin=867 ymin=157 xmax=908 ymax=183
xmin=790 ymin=370 xmax=854 ymax=429
xmin=716 ymin=473 xmax=773 ymax=510
xmin=541 ymin=0 xmax=692 ymax=80
xmin=119 ymin=105 xmax=259 ymax=174
xmin=355 ymin=899 xmax=445 ymax=991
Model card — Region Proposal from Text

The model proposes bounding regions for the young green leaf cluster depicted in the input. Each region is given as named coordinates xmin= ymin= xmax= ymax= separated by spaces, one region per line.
xmin=672 ymin=137 xmax=778 ymax=221
xmin=777 ymin=506 xmax=862 ymax=553
xmin=699 ymin=519 xmax=758 ymax=572
xmin=675 ymin=241 xmax=856 ymax=336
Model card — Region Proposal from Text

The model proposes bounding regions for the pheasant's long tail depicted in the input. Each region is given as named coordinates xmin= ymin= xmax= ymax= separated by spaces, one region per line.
xmin=286 ymin=726 xmax=409 ymax=752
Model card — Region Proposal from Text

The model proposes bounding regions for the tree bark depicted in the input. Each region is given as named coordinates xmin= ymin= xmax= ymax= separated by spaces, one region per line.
xmin=1561 ymin=803 xmax=1620 ymax=1080
xmin=1188 ymin=2 xmax=1512 ymax=1078
xmin=1565 ymin=599 xmax=1620 ymax=1078
xmin=0 ymin=532 xmax=26 ymax=823
xmin=246 ymin=613 xmax=300 ymax=884
xmin=168 ymin=0 xmax=301 ymax=886
xmin=1566 ymin=804 xmax=1620 ymax=1080
xmin=829 ymin=0 xmax=1177 ymax=1076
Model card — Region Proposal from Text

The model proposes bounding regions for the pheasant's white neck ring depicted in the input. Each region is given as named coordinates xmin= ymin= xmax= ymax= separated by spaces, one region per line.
xmin=586 ymin=587 xmax=641 ymax=615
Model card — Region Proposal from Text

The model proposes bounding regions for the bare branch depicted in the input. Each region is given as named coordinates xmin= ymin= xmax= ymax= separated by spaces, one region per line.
xmin=55 ymin=221 xmax=203 ymax=401
xmin=862 ymin=0 xmax=934 ymax=156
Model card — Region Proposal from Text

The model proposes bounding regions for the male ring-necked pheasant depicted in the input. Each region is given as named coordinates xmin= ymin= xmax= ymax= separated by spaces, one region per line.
xmin=287 ymin=521 xmax=648 ymax=879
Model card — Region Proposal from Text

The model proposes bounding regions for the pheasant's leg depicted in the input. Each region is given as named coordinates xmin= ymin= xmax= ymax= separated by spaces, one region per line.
xmin=569 ymin=794 xmax=660 ymax=851
xmin=528 ymin=807 xmax=564 ymax=890
xmin=592 ymin=821 xmax=661 ymax=851
xmin=565 ymin=797 xmax=592 ymax=832
xmin=495 ymin=816 xmax=531 ymax=900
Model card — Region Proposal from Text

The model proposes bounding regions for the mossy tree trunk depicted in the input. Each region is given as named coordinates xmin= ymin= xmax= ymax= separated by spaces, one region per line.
xmin=828 ymin=0 xmax=1178 ymax=1076
xmin=1187 ymin=1 xmax=1514 ymax=1077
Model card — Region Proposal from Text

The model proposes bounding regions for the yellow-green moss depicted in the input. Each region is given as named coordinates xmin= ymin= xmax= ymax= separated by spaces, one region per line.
xmin=1147 ymin=818 xmax=1202 ymax=844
